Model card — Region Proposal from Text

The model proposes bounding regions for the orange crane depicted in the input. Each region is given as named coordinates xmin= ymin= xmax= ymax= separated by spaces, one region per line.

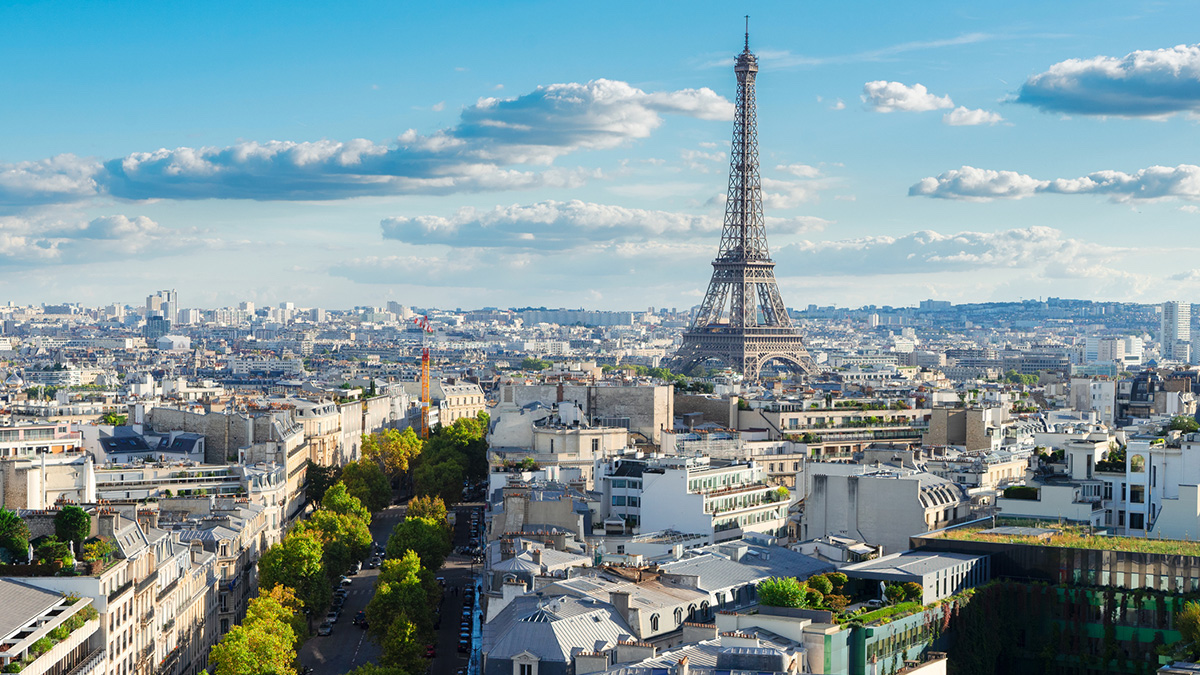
xmin=414 ymin=316 xmax=433 ymax=438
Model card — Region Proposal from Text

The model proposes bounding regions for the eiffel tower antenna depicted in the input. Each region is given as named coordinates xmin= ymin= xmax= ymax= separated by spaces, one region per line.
xmin=671 ymin=25 xmax=819 ymax=380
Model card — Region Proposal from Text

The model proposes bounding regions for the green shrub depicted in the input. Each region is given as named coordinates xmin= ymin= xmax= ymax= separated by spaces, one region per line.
xmin=808 ymin=575 xmax=833 ymax=595
xmin=30 ymin=636 xmax=53 ymax=656
xmin=49 ymin=625 xmax=69 ymax=641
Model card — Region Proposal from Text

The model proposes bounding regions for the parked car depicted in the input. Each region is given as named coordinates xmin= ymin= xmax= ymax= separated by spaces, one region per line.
xmin=339 ymin=576 xmax=352 ymax=586
xmin=350 ymin=562 xmax=361 ymax=574
xmin=326 ymin=610 xmax=340 ymax=624
xmin=457 ymin=639 xmax=470 ymax=653
xmin=425 ymin=645 xmax=436 ymax=658
xmin=317 ymin=621 xmax=333 ymax=636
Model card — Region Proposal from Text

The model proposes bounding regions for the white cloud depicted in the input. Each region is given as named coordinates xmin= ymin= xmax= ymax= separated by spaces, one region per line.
xmin=911 ymin=164 xmax=1200 ymax=202
xmin=431 ymin=101 xmax=446 ymax=112
xmin=776 ymin=164 xmax=821 ymax=178
xmin=681 ymin=149 xmax=726 ymax=172
xmin=4 ymin=79 xmax=733 ymax=207
xmin=830 ymin=98 xmax=846 ymax=111
xmin=0 ymin=213 xmax=219 ymax=265
xmin=0 ymin=155 xmax=101 ymax=211
xmin=943 ymin=106 xmax=1004 ymax=126
xmin=862 ymin=81 xmax=954 ymax=112
xmin=1017 ymin=43 xmax=1200 ymax=117
xmin=775 ymin=226 xmax=1122 ymax=276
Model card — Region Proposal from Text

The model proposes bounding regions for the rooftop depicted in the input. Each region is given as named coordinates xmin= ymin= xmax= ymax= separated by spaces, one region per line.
xmin=920 ymin=518 xmax=1200 ymax=557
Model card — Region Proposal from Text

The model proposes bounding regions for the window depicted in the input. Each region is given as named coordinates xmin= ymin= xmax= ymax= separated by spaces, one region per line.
xmin=650 ymin=614 xmax=660 ymax=631
xmin=612 ymin=496 xmax=626 ymax=506
xmin=627 ymin=496 xmax=640 ymax=507
xmin=1130 ymin=485 xmax=1145 ymax=504
xmin=612 ymin=479 xmax=626 ymax=489
xmin=1130 ymin=512 xmax=1145 ymax=529
xmin=549 ymin=440 xmax=554 ymax=453
xmin=519 ymin=665 xmax=533 ymax=675
xmin=592 ymin=439 xmax=600 ymax=452
xmin=1130 ymin=455 xmax=1145 ymax=472
xmin=674 ymin=608 xmax=683 ymax=625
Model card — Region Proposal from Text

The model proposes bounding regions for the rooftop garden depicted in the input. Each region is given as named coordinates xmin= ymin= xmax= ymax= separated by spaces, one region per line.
xmin=932 ymin=518 xmax=1200 ymax=557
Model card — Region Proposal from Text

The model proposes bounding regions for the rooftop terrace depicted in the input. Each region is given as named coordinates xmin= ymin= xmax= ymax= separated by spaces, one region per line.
xmin=921 ymin=517 xmax=1200 ymax=557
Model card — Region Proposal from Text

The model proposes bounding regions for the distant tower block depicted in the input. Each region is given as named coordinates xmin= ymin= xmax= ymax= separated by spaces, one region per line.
xmin=672 ymin=25 xmax=818 ymax=380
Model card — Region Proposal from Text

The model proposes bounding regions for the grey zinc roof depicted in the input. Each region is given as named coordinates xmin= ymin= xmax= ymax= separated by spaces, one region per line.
xmin=841 ymin=550 xmax=984 ymax=579
xmin=602 ymin=628 xmax=803 ymax=675
xmin=484 ymin=595 xmax=632 ymax=663
xmin=659 ymin=541 xmax=833 ymax=592
xmin=0 ymin=579 xmax=66 ymax=642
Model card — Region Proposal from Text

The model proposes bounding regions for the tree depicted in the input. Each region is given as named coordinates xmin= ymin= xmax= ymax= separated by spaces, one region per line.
xmin=364 ymin=428 xmax=423 ymax=477
xmin=322 ymin=482 xmax=371 ymax=523
xmin=804 ymin=588 xmax=824 ymax=607
xmin=0 ymin=508 xmax=30 ymax=561
xmin=1178 ymin=601 xmax=1200 ymax=659
xmin=210 ymin=623 xmax=295 ymax=675
xmin=260 ymin=585 xmax=307 ymax=643
xmin=756 ymin=577 xmax=807 ymax=608
xmin=305 ymin=460 xmax=342 ymax=504
xmin=258 ymin=531 xmax=330 ymax=613
xmin=386 ymin=516 xmax=452 ymax=572
xmin=297 ymin=508 xmax=372 ymax=577
xmin=342 ymin=460 xmax=392 ymax=513
xmin=901 ymin=582 xmax=923 ymax=602
xmin=807 ymin=574 xmax=833 ymax=595
xmin=1170 ymin=416 xmax=1200 ymax=433
xmin=406 ymin=495 xmax=448 ymax=525
xmin=368 ymin=550 xmax=437 ymax=642
xmin=380 ymin=616 xmax=425 ymax=673
xmin=54 ymin=505 xmax=90 ymax=546
xmin=884 ymin=583 xmax=907 ymax=605
xmin=825 ymin=572 xmax=848 ymax=591
xmin=412 ymin=457 xmax=464 ymax=506
xmin=826 ymin=594 xmax=849 ymax=613
xmin=99 ymin=412 xmax=128 ymax=426
xmin=520 ymin=357 xmax=550 ymax=371
xmin=33 ymin=536 xmax=72 ymax=566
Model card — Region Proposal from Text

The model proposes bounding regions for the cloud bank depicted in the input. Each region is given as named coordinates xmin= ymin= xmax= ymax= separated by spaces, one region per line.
xmin=910 ymin=164 xmax=1200 ymax=202
xmin=1016 ymin=43 xmax=1200 ymax=117
xmin=1 ymin=79 xmax=732 ymax=208
xmin=380 ymin=199 xmax=828 ymax=250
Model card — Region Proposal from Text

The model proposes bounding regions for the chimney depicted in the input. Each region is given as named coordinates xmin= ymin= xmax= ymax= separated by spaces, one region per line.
xmin=682 ymin=622 xmax=718 ymax=644
xmin=720 ymin=630 xmax=760 ymax=648
xmin=531 ymin=549 xmax=543 ymax=567
xmin=615 ymin=641 xmax=655 ymax=664
xmin=574 ymin=652 xmax=609 ymax=675
xmin=676 ymin=656 xmax=690 ymax=675
xmin=609 ymin=591 xmax=631 ymax=621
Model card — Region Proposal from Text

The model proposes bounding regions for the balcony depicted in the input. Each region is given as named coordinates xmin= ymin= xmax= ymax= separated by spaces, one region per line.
xmin=107 ymin=580 xmax=133 ymax=602
xmin=64 ymin=647 xmax=105 ymax=675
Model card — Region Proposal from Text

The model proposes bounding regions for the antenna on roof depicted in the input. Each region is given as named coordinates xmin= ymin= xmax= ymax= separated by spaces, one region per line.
xmin=744 ymin=15 xmax=750 ymax=50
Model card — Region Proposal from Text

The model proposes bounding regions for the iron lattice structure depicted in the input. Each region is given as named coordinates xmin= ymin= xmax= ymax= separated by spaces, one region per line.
xmin=672 ymin=31 xmax=819 ymax=380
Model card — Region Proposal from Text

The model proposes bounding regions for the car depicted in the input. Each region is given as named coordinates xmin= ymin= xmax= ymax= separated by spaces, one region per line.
xmin=339 ymin=576 xmax=352 ymax=586
xmin=349 ymin=562 xmax=361 ymax=575
xmin=370 ymin=556 xmax=382 ymax=567
xmin=425 ymin=645 xmax=436 ymax=658
xmin=436 ymin=577 xmax=446 ymax=587
xmin=354 ymin=611 xmax=367 ymax=626
xmin=457 ymin=640 xmax=470 ymax=653
xmin=317 ymin=621 xmax=333 ymax=636
xmin=866 ymin=599 xmax=884 ymax=608
xmin=334 ymin=587 xmax=349 ymax=597
xmin=331 ymin=597 xmax=345 ymax=609
xmin=326 ymin=611 xmax=340 ymax=624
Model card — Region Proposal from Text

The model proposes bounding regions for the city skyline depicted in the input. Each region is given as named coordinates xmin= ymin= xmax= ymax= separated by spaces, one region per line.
xmin=5 ymin=1 xmax=1200 ymax=309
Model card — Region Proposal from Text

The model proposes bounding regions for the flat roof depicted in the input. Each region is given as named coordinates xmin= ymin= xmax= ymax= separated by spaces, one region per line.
xmin=977 ymin=526 xmax=1057 ymax=537
xmin=842 ymin=550 xmax=985 ymax=578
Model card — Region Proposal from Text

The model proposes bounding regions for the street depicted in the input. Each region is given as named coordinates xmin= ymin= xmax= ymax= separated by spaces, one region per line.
xmin=297 ymin=500 xmax=484 ymax=675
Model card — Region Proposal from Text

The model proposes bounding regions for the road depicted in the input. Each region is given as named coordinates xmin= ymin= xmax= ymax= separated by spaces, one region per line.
xmin=298 ymin=501 xmax=484 ymax=675
xmin=298 ymin=504 xmax=405 ymax=675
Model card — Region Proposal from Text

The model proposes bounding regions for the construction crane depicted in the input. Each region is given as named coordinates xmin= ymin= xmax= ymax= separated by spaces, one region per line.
xmin=414 ymin=315 xmax=433 ymax=439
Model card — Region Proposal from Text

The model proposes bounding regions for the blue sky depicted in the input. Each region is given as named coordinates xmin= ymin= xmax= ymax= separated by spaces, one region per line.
xmin=4 ymin=0 xmax=1200 ymax=310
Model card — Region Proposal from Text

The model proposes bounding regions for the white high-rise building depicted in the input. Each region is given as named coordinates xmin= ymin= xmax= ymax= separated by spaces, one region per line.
xmin=1161 ymin=301 xmax=1191 ymax=361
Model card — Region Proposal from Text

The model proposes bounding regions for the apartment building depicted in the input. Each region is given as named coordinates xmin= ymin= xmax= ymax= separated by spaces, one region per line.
xmin=597 ymin=457 xmax=789 ymax=543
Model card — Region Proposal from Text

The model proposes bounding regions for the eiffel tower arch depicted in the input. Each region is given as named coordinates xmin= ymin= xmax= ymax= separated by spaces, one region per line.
xmin=671 ymin=27 xmax=820 ymax=381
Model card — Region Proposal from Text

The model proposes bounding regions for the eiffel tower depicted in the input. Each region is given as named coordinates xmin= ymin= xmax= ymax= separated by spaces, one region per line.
xmin=672 ymin=25 xmax=818 ymax=380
